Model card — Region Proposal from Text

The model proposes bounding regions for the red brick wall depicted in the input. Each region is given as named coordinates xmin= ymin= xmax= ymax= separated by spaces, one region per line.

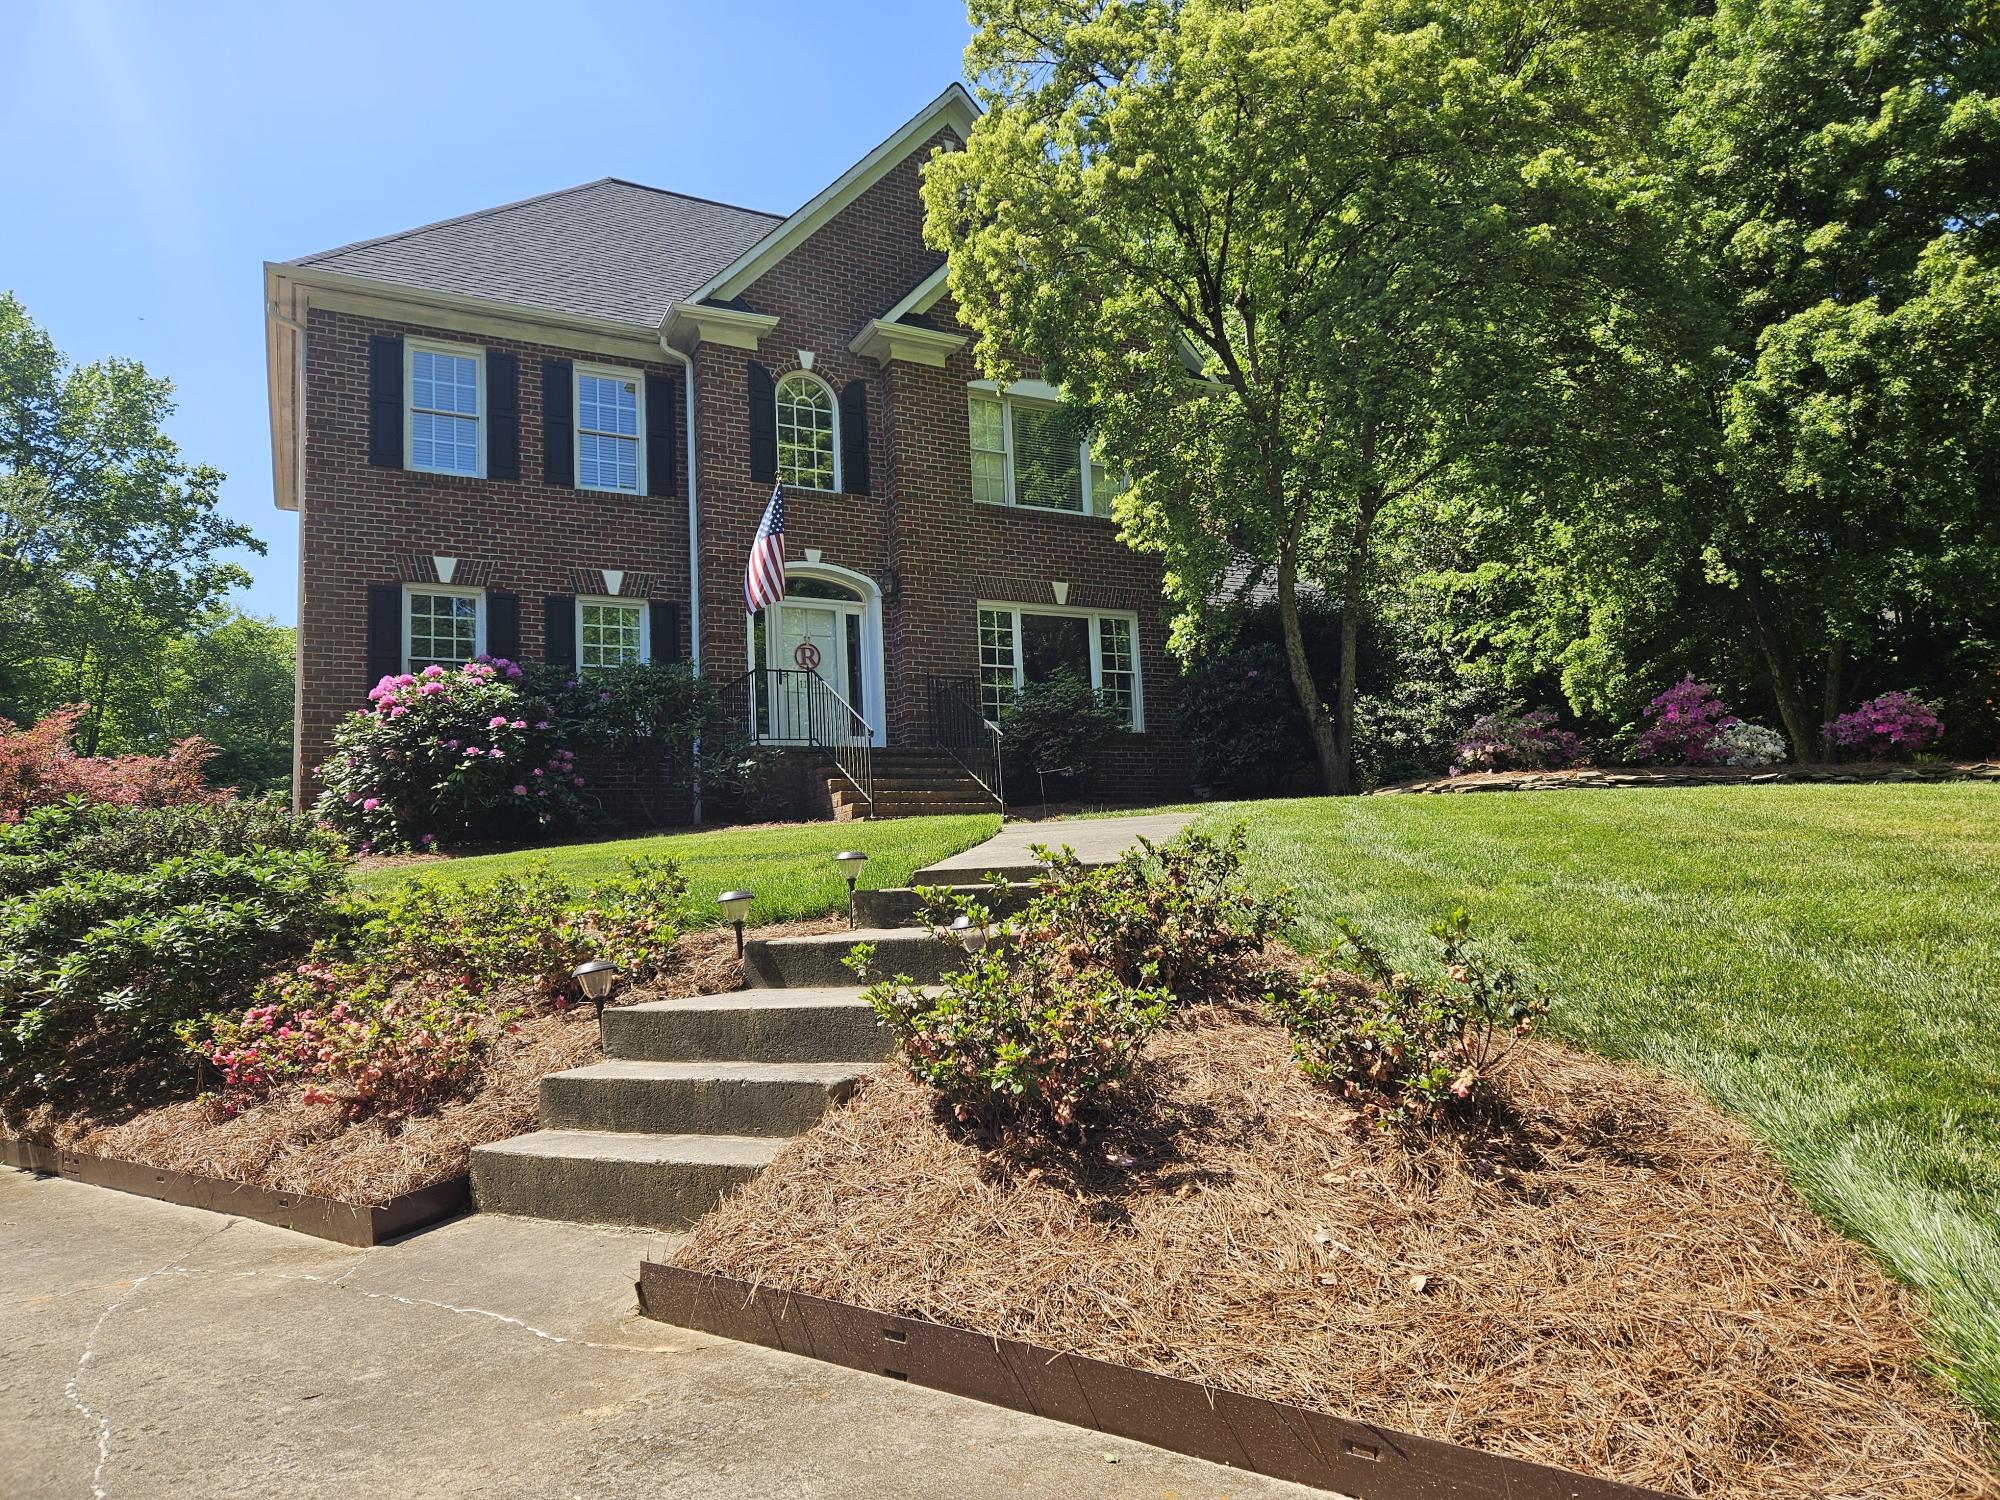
xmin=295 ymin=308 xmax=691 ymax=818
xmin=295 ymin=127 xmax=1191 ymax=817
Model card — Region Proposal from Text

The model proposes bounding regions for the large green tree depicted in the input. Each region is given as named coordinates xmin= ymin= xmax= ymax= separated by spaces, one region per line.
xmin=0 ymin=292 xmax=259 ymax=752
xmin=925 ymin=0 xmax=1645 ymax=791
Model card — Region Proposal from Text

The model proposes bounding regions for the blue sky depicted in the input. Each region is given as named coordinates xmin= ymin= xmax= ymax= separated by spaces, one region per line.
xmin=3 ymin=0 xmax=971 ymax=624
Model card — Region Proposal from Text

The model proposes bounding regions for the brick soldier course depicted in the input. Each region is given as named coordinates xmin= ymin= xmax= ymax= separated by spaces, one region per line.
xmin=265 ymin=83 xmax=1193 ymax=819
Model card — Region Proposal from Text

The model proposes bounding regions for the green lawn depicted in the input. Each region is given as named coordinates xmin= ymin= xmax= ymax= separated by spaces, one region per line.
xmin=352 ymin=814 xmax=1000 ymax=927
xmin=1197 ymin=785 xmax=2000 ymax=1422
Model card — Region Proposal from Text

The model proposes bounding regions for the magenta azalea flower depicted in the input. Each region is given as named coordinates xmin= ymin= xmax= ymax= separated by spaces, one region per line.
xmin=512 ymin=784 xmax=528 ymax=796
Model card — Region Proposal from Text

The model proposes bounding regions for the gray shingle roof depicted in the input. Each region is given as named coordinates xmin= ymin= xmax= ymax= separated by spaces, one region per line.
xmin=289 ymin=179 xmax=784 ymax=329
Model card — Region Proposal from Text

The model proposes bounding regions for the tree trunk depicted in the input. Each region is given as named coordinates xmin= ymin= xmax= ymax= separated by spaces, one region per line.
xmin=1742 ymin=567 xmax=1814 ymax=761
xmin=1275 ymin=542 xmax=1342 ymax=794
xmin=1820 ymin=637 xmax=1845 ymax=756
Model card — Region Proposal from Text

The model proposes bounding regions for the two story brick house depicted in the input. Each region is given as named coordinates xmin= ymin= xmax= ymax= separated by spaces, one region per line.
xmin=265 ymin=83 xmax=1193 ymax=820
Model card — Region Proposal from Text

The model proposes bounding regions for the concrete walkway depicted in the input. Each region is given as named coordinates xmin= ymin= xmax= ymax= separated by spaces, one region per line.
xmin=913 ymin=811 xmax=1193 ymax=882
xmin=2 ymin=1170 xmax=1314 ymax=1499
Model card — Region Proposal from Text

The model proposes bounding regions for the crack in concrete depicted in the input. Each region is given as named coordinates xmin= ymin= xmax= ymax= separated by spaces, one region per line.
xmin=64 ymin=1217 xmax=244 ymax=1500
xmin=265 ymin=1270 xmax=694 ymax=1354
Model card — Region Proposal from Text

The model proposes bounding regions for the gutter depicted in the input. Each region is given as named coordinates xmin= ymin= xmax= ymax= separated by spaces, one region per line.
xmin=655 ymin=330 xmax=702 ymax=821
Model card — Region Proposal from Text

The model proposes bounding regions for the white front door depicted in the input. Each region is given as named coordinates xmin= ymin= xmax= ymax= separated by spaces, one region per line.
xmin=769 ymin=605 xmax=843 ymax=743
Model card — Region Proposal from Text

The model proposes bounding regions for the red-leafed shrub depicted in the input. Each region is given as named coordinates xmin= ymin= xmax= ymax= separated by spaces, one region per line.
xmin=0 ymin=705 xmax=222 ymax=822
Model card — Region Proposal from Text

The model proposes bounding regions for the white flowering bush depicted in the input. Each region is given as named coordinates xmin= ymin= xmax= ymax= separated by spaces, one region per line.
xmin=1717 ymin=720 xmax=1788 ymax=767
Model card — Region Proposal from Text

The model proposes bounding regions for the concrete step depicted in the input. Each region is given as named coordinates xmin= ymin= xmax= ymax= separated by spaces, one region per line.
xmin=540 ymin=1059 xmax=875 ymax=1136
xmin=853 ymin=881 xmax=1037 ymax=928
xmin=600 ymin=987 xmax=887 ymax=1063
xmin=742 ymin=927 xmax=965 ymax=988
xmin=469 ymin=1129 xmax=783 ymax=1229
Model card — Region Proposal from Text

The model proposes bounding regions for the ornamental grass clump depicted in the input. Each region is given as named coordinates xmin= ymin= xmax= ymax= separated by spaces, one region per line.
xmin=1267 ymin=909 xmax=1548 ymax=1128
xmin=1634 ymin=676 xmax=1738 ymax=765
xmin=314 ymin=657 xmax=586 ymax=852
xmin=1825 ymin=692 xmax=1945 ymax=759
xmin=1450 ymin=707 xmax=1588 ymax=773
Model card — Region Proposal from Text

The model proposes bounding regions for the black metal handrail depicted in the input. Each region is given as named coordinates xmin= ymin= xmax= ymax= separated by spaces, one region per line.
xmin=715 ymin=667 xmax=875 ymax=816
xmin=923 ymin=674 xmax=1006 ymax=812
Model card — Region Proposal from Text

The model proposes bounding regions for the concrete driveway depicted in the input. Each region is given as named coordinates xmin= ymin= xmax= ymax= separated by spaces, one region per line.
xmin=2 ymin=1170 xmax=1316 ymax=1499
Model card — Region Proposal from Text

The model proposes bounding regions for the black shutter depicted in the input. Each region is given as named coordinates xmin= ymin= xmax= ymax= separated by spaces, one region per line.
xmin=365 ymin=583 xmax=401 ymax=687
xmin=651 ymin=600 xmax=682 ymax=664
xmin=487 ymin=591 xmax=520 ymax=662
xmin=544 ymin=595 xmax=577 ymax=668
xmin=839 ymin=379 xmax=870 ymax=495
xmin=747 ymin=361 xmax=776 ymax=484
xmin=542 ymin=360 xmax=574 ymax=486
xmin=487 ymin=351 xmax=519 ymax=480
xmin=367 ymin=336 xmax=403 ymax=468
xmin=645 ymin=374 xmax=677 ymax=497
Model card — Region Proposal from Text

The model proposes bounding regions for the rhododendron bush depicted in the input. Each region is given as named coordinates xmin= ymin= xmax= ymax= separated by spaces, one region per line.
xmin=1634 ymin=677 xmax=1739 ymax=765
xmin=1825 ymin=692 xmax=1944 ymax=759
xmin=0 ymin=705 xmax=223 ymax=822
xmin=314 ymin=658 xmax=586 ymax=851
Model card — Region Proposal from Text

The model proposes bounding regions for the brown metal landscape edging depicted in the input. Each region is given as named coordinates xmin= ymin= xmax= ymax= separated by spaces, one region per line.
xmin=639 ymin=1263 xmax=1669 ymax=1500
xmin=0 ymin=1134 xmax=467 ymax=1247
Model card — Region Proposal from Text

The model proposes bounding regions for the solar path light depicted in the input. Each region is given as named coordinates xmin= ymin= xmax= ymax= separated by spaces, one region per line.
xmin=570 ymin=959 xmax=618 ymax=1020
xmin=833 ymin=850 xmax=868 ymax=928
xmin=717 ymin=890 xmax=755 ymax=956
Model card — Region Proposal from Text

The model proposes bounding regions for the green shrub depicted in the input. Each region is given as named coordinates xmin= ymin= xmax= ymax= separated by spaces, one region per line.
xmin=853 ymin=924 xmax=1168 ymax=1134
xmin=0 ymin=844 xmax=352 ymax=1095
xmin=1022 ymin=824 xmax=1292 ymax=999
xmin=181 ymin=856 xmax=694 ymax=1120
xmin=1266 ymin=909 xmax=1549 ymax=1127
xmin=0 ymin=796 xmax=338 ymax=899
xmin=1000 ymin=668 xmax=1125 ymax=791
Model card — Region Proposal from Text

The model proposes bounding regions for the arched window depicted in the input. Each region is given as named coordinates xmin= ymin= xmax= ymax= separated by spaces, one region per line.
xmin=775 ymin=372 xmax=837 ymax=491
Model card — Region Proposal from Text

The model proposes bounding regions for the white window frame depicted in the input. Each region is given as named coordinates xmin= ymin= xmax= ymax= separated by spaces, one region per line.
xmin=967 ymin=384 xmax=1119 ymax=516
xmin=975 ymin=601 xmax=1145 ymax=731
xmin=573 ymin=363 xmax=647 ymax=496
xmin=575 ymin=594 xmax=650 ymax=671
xmin=404 ymin=338 xmax=485 ymax=478
xmin=775 ymin=370 xmax=840 ymax=493
xmin=402 ymin=584 xmax=486 ymax=673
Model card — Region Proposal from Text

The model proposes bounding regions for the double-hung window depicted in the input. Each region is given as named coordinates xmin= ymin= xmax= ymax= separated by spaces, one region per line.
xmin=577 ymin=596 xmax=648 ymax=671
xmin=407 ymin=341 xmax=483 ymax=476
xmin=967 ymin=390 xmax=1123 ymax=515
xmin=404 ymin=586 xmax=484 ymax=672
xmin=575 ymin=368 xmax=643 ymax=493
xmin=976 ymin=604 xmax=1142 ymax=729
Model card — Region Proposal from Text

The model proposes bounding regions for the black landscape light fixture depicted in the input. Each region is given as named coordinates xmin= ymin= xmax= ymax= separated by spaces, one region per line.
xmin=570 ymin=959 xmax=618 ymax=1021
xmin=833 ymin=849 xmax=868 ymax=927
xmin=717 ymin=889 xmax=755 ymax=956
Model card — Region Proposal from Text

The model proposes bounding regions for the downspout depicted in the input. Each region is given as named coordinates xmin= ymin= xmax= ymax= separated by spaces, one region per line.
xmin=656 ymin=320 xmax=701 ymax=820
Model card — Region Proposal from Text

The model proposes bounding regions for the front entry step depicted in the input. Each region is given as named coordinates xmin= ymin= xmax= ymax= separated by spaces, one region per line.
xmin=742 ymin=927 xmax=967 ymax=989
xmin=853 ymin=881 xmax=1037 ymax=928
xmin=599 ymin=987 xmax=885 ymax=1063
xmin=539 ymin=1059 xmax=870 ymax=1136
xmin=469 ymin=1129 xmax=784 ymax=1229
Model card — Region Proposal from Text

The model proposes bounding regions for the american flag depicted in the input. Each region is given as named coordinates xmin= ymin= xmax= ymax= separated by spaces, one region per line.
xmin=743 ymin=483 xmax=786 ymax=614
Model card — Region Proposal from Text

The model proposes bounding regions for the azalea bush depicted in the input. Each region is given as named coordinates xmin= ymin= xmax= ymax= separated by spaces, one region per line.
xmin=1266 ymin=909 xmax=1549 ymax=1128
xmin=1825 ymin=692 xmax=1945 ymax=759
xmin=999 ymin=668 xmax=1126 ymax=793
xmin=0 ymin=705 xmax=222 ymax=822
xmin=314 ymin=658 xmax=587 ymax=851
xmin=1451 ymin=707 xmax=1588 ymax=773
xmin=1016 ymin=824 xmax=1291 ymax=999
xmin=182 ymin=857 xmax=694 ymax=1120
xmin=1717 ymin=721 xmax=1788 ymax=767
xmin=1634 ymin=677 xmax=1738 ymax=765
xmin=852 ymin=920 xmax=1168 ymax=1135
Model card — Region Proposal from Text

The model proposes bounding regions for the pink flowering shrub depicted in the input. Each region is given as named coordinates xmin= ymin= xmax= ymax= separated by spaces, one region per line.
xmin=181 ymin=858 xmax=692 ymax=1119
xmin=1634 ymin=677 xmax=1738 ymax=765
xmin=1825 ymin=692 xmax=1944 ymax=759
xmin=1451 ymin=708 xmax=1588 ymax=773
xmin=313 ymin=658 xmax=586 ymax=851
xmin=0 ymin=705 xmax=223 ymax=822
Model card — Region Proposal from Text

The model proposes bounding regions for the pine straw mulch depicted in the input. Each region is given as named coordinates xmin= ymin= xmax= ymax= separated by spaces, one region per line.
xmin=672 ymin=1003 xmax=1998 ymax=1500
xmin=6 ymin=917 xmax=846 ymax=1206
